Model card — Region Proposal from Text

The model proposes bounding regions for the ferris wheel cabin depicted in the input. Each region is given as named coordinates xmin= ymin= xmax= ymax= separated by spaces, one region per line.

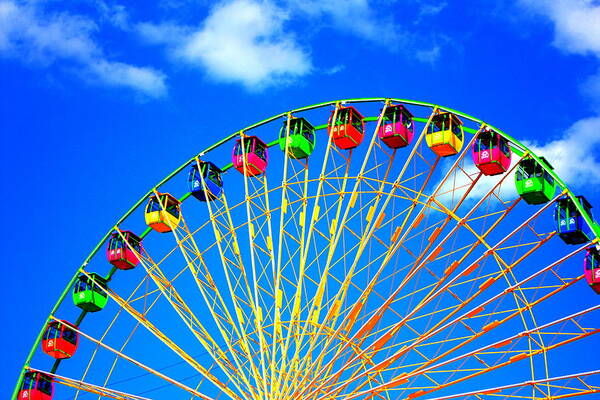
xmin=42 ymin=320 xmax=78 ymax=359
xmin=554 ymin=196 xmax=594 ymax=245
xmin=188 ymin=161 xmax=223 ymax=201
xmin=584 ymin=246 xmax=600 ymax=294
xmin=378 ymin=104 xmax=414 ymax=149
xmin=471 ymin=128 xmax=512 ymax=175
xmin=72 ymin=273 xmax=108 ymax=312
xmin=279 ymin=116 xmax=316 ymax=159
xmin=515 ymin=156 xmax=556 ymax=204
xmin=145 ymin=192 xmax=181 ymax=233
xmin=106 ymin=231 xmax=142 ymax=270
xmin=328 ymin=106 xmax=365 ymax=150
xmin=18 ymin=371 xmax=53 ymax=400
xmin=426 ymin=111 xmax=464 ymax=157
xmin=232 ymin=136 xmax=269 ymax=176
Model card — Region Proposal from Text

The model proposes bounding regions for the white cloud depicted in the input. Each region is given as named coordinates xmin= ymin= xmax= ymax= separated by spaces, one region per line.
xmin=507 ymin=0 xmax=600 ymax=192
xmin=140 ymin=0 xmax=311 ymax=90
xmin=95 ymin=0 xmax=129 ymax=29
xmin=87 ymin=60 xmax=167 ymax=97
xmin=180 ymin=0 xmax=311 ymax=89
xmin=435 ymin=158 xmax=517 ymax=207
xmin=436 ymin=116 xmax=600 ymax=206
xmin=523 ymin=116 xmax=600 ymax=187
xmin=135 ymin=21 xmax=190 ymax=45
xmin=135 ymin=0 xmax=449 ymax=89
xmin=0 ymin=2 xmax=100 ymax=63
xmin=285 ymin=0 xmax=397 ymax=43
xmin=0 ymin=1 xmax=167 ymax=98
xmin=323 ymin=64 xmax=345 ymax=75
xmin=418 ymin=1 xmax=447 ymax=17
xmin=414 ymin=1 xmax=447 ymax=24
xmin=516 ymin=0 xmax=600 ymax=103
xmin=415 ymin=45 xmax=441 ymax=65
xmin=518 ymin=0 xmax=600 ymax=57
xmin=436 ymin=1 xmax=600 ymax=201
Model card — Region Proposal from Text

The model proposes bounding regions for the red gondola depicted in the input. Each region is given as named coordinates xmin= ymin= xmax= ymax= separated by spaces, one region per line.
xmin=41 ymin=320 xmax=78 ymax=359
xmin=18 ymin=371 xmax=53 ymax=400
xmin=327 ymin=106 xmax=365 ymax=150
xmin=378 ymin=104 xmax=414 ymax=148
xmin=471 ymin=128 xmax=511 ymax=176
xmin=106 ymin=231 xmax=142 ymax=270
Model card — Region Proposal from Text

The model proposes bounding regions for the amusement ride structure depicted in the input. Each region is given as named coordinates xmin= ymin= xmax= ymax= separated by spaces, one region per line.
xmin=14 ymin=98 xmax=600 ymax=400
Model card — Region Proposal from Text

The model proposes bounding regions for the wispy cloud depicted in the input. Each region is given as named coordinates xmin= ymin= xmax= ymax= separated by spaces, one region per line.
xmin=418 ymin=1 xmax=447 ymax=17
xmin=285 ymin=0 xmax=399 ymax=45
xmin=323 ymin=64 xmax=345 ymax=75
xmin=517 ymin=0 xmax=600 ymax=105
xmin=414 ymin=1 xmax=447 ymax=24
xmin=436 ymin=1 xmax=600 ymax=202
xmin=0 ymin=1 xmax=167 ymax=98
xmin=136 ymin=21 xmax=191 ymax=45
xmin=523 ymin=116 xmax=600 ymax=187
xmin=87 ymin=60 xmax=167 ymax=98
xmin=518 ymin=0 xmax=600 ymax=57
xmin=415 ymin=45 xmax=441 ymax=65
xmin=503 ymin=0 xmax=600 ymax=192
xmin=138 ymin=0 xmax=311 ymax=90
xmin=438 ymin=0 xmax=600 ymax=204
xmin=135 ymin=0 xmax=448 ymax=91
xmin=435 ymin=114 xmax=600 ymax=205
xmin=0 ymin=1 xmax=99 ymax=63
xmin=95 ymin=0 xmax=129 ymax=29
xmin=435 ymin=158 xmax=517 ymax=207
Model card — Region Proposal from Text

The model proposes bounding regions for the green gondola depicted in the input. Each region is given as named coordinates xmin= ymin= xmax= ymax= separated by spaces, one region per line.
xmin=515 ymin=156 xmax=556 ymax=204
xmin=72 ymin=273 xmax=108 ymax=312
xmin=279 ymin=117 xmax=315 ymax=159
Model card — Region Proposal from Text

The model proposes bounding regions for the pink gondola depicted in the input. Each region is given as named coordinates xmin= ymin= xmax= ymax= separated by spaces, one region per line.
xmin=471 ymin=128 xmax=511 ymax=176
xmin=378 ymin=104 xmax=414 ymax=149
xmin=232 ymin=136 xmax=268 ymax=177
xmin=106 ymin=231 xmax=142 ymax=270
xmin=584 ymin=246 xmax=600 ymax=294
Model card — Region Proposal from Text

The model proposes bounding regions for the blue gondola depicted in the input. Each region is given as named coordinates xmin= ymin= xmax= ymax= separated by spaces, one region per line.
xmin=188 ymin=161 xmax=223 ymax=201
xmin=554 ymin=195 xmax=594 ymax=244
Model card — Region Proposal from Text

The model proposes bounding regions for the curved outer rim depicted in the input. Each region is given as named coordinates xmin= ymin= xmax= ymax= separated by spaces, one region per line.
xmin=13 ymin=97 xmax=600 ymax=399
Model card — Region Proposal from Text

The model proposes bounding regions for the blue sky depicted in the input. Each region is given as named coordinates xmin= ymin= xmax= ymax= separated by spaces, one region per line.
xmin=3 ymin=0 xmax=600 ymax=398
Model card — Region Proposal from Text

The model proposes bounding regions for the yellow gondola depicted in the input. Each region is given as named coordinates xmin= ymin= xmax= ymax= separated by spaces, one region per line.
xmin=144 ymin=192 xmax=181 ymax=233
xmin=425 ymin=111 xmax=464 ymax=157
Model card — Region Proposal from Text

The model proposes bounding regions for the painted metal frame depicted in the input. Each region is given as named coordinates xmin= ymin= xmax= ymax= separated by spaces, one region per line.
xmin=13 ymin=97 xmax=599 ymax=399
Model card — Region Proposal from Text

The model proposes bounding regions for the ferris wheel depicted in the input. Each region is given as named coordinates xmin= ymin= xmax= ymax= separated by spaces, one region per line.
xmin=14 ymin=98 xmax=600 ymax=400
